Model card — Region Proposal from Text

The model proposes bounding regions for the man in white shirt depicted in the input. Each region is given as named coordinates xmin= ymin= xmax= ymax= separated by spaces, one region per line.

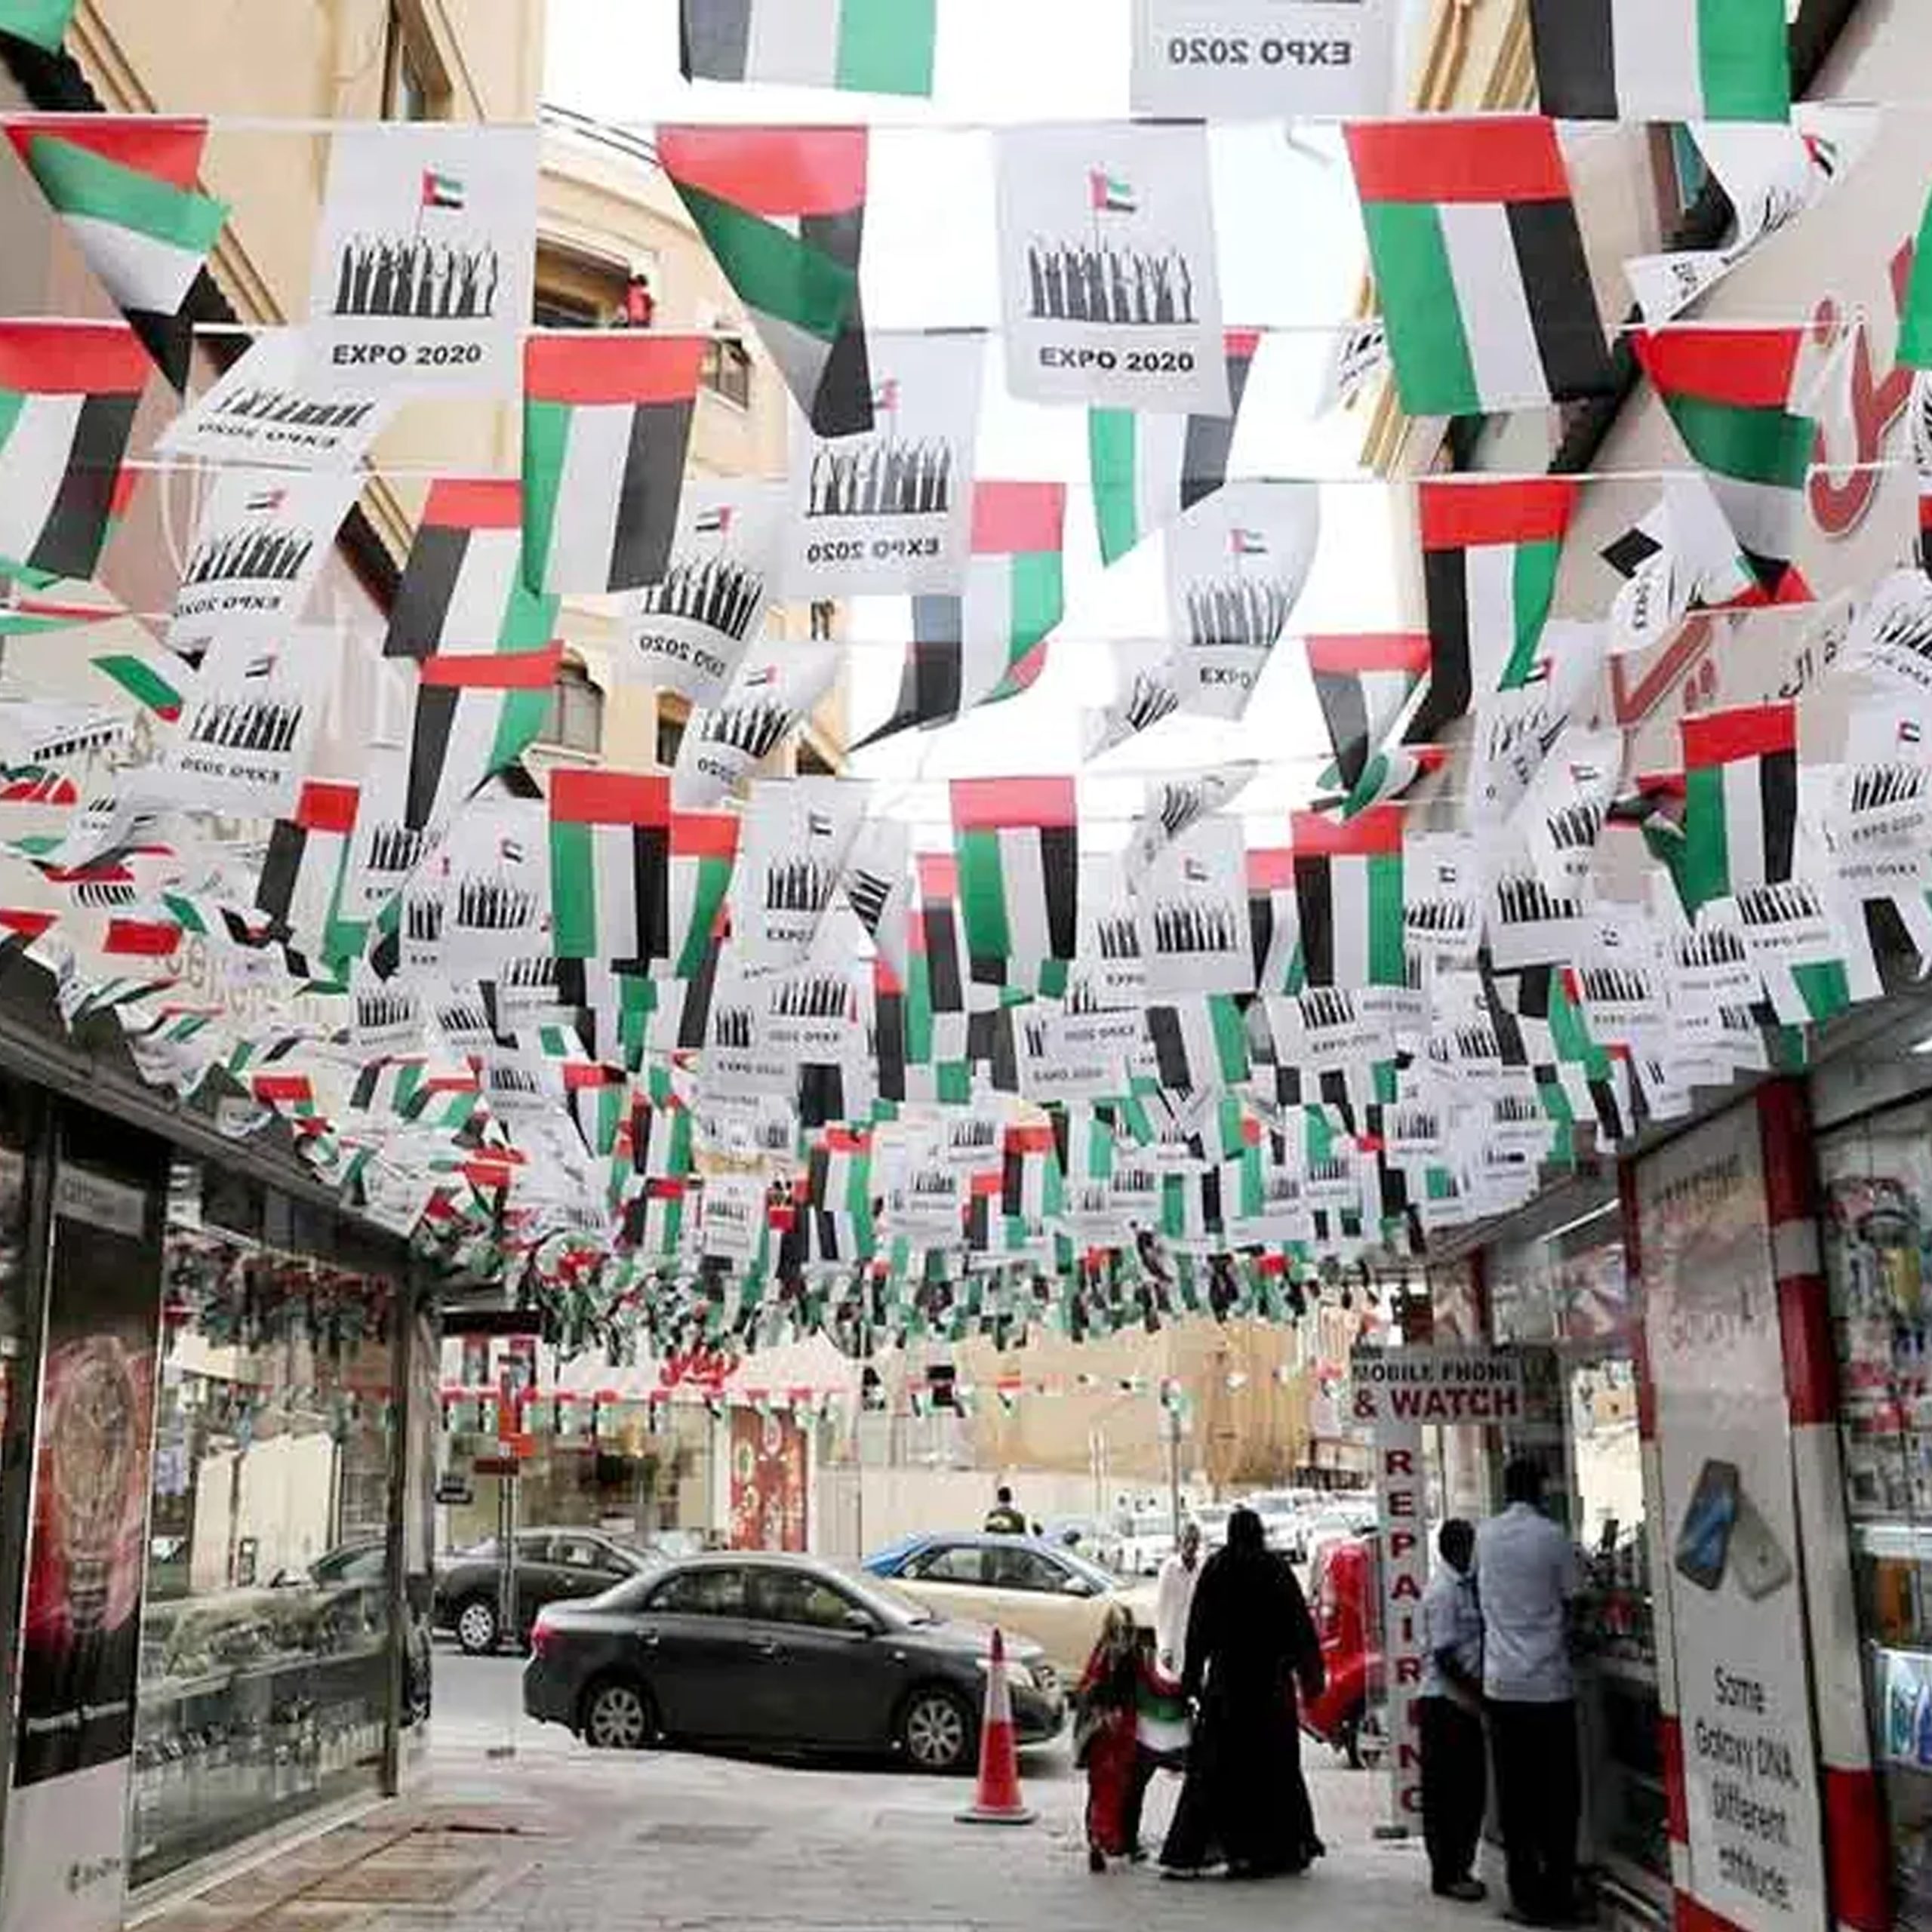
xmin=1476 ymin=1459 xmax=1584 ymax=1927
xmin=1420 ymin=1518 xmax=1487 ymax=1903
xmin=1153 ymin=1518 xmax=1202 ymax=1676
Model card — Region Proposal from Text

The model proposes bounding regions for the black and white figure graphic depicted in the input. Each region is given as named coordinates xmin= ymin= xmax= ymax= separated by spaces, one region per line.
xmin=1131 ymin=0 xmax=1400 ymax=118
xmin=732 ymin=777 xmax=868 ymax=967
xmin=158 ymin=331 xmax=396 ymax=471
xmin=626 ymin=479 xmax=783 ymax=708
xmin=168 ymin=468 xmax=359 ymax=654
xmin=1403 ymin=832 xmax=1483 ymax=965
xmin=1832 ymin=706 xmax=1932 ymax=870
xmin=162 ymin=628 xmax=334 ymax=817
xmin=478 ymin=1051 xmax=555 ymax=1121
xmin=674 ymin=644 xmax=839 ymax=809
xmin=998 ymin=122 xmax=1227 ymax=411
xmin=1065 ymin=854 xmax=1146 ymax=1011
xmin=786 ymin=331 xmax=981 ymax=598
xmin=701 ymin=1173 xmax=766 ymax=1266
xmin=1088 ymin=636 xmax=1183 ymax=758
xmin=440 ymin=801 xmax=549 ymax=969
xmin=1124 ymin=761 xmax=1257 ymax=885
xmin=1486 ymin=860 xmax=1595 ymax=971
xmin=1521 ymin=724 xmax=1622 ymax=899
xmin=1137 ymin=816 xmax=1253 ymax=996
xmin=350 ymin=969 xmax=422 ymax=1055
xmin=340 ymin=748 xmax=446 ymax=924
xmin=305 ymin=125 xmax=536 ymax=396
xmin=1017 ymin=1005 xmax=1143 ymax=1101
xmin=1164 ymin=481 xmax=1320 ymax=719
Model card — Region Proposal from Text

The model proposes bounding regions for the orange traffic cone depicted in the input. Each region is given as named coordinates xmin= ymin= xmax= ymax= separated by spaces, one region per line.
xmin=957 ymin=1627 xmax=1035 ymax=1826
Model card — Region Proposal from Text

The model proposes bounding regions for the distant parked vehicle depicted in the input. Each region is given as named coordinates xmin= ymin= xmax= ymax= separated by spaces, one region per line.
xmin=434 ymin=1527 xmax=666 ymax=1654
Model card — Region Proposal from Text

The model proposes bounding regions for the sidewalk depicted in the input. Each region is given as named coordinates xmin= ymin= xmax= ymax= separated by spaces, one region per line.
xmin=132 ymin=1743 xmax=1497 ymax=1932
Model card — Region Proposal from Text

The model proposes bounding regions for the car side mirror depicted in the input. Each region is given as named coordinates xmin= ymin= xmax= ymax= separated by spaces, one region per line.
xmin=843 ymin=1607 xmax=880 ymax=1635
xmin=1064 ymin=1576 xmax=1098 ymax=1598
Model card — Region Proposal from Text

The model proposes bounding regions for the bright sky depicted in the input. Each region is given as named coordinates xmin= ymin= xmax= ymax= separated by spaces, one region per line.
xmin=544 ymin=0 xmax=1413 ymax=851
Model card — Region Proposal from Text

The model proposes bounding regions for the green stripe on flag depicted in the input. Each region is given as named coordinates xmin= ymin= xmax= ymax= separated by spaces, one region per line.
xmin=1210 ymin=995 xmax=1250 ymax=1083
xmin=1678 ymin=764 xmax=1730 ymax=912
xmin=1794 ymin=960 xmax=1851 ymax=1023
xmin=1904 ymin=193 xmax=1932 ymax=371
xmin=956 ymin=829 xmax=1011 ymax=960
xmin=835 ymin=0 xmax=936 ymax=94
xmin=1367 ymin=851 xmax=1406 ymax=986
xmin=1503 ymin=538 xmax=1561 ymax=688
xmin=1008 ymin=549 xmax=1063 ymax=657
xmin=0 ymin=389 xmax=24 ymax=460
xmin=550 ymin=819 xmax=595 ymax=960
xmin=1089 ymin=410 xmax=1140 ymax=565
xmin=26 ymin=137 xmax=228 ymax=251
xmin=1663 ymin=394 xmax=1812 ymax=490
xmin=93 ymin=653 xmax=183 ymax=715
xmin=521 ymin=399 xmax=571 ymax=599
xmin=1361 ymin=199 xmax=1478 ymax=419
xmin=1699 ymin=0 xmax=1789 ymax=121
xmin=678 ymin=183 xmax=856 ymax=346
xmin=0 ymin=0 xmax=78 ymax=51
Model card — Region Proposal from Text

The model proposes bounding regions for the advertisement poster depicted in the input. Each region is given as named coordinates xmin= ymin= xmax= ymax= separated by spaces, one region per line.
xmin=730 ymin=777 xmax=868 ymax=968
xmin=1137 ymin=814 xmax=1254 ymax=996
xmin=1131 ymin=0 xmax=1400 ymax=118
xmin=158 ymin=626 xmax=337 ymax=818
xmin=673 ymin=645 xmax=838 ymax=810
xmin=784 ymin=331 xmax=982 ymax=598
xmin=996 ymin=122 xmax=1227 ymax=412
xmin=306 ymin=125 xmax=537 ymax=396
xmin=157 ymin=331 xmax=396 ymax=472
xmin=1 ymin=1155 xmax=162 ymax=1932
xmin=728 ymin=1409 xmax=808 ymax=1552
xmin=1637 ymin=1109 xmax=1828 ymax=1932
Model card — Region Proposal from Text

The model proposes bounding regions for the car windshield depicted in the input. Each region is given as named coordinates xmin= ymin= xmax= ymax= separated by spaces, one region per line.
xmin=832 ymin=1567 xmax=940 ymax=1625
xmin=1057 ymin=1546 xmax=1117 ymax=1592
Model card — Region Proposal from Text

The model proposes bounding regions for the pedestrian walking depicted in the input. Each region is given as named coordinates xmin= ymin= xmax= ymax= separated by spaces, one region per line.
xmin=1155 ymin=1519 xmax=1204 ymax=1676
xmin=1477 ymin=1460 xmax=1583 ymax=1927
xmin=1420 ymin=1518 xmax=1487 ymax=1903
xmin=983 ymin=1484 xmax=1026 ymax=1534
xmin=1074 ymin=1606 xmax=1150 ymax=1870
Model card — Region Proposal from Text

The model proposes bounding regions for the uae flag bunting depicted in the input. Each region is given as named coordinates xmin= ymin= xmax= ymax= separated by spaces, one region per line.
xmin=1293 ymin=806 xmax=1407 ymax=989
xmin=549 ymin=770 xmax=671 ymax=966
xmin=1632 ymin=327 xmax=1820 ymax=599
xmin=906 ymin=854 xmax=972 ymax=1095
xmin=1527 ymin=0 xmax=1790 ymax=122
xmin=1895 ymin=205 xmax=1932 ymax=373
xmin=806 ymin=1127 xmax=875 ymax=1261
xmin=0 ymin=320 xmax=148 ymax=582
xmin=521 ymin=334 xmax=705 ymax=596
xmin=386 ymin=478 xmax=558 ymax=659
xmin=1247 ymin=847 xmax=1304 ymax=995
xmin=1089 ymin=329 xmax=1260 ymax=566
xmin=951 ymin=777 xmax=1078 ymax=981
xmin=6 ymin=118 xmax=226 ymax=334
xmin=91 ymin=648 xmax=184 ymax=719
xmin=1412 ymin=475 xmax=1577 ymax=740
xmin=0 ymin=0 xmax=75 ymax=50
xmin=405 ymin=645 xmax=562 ymax=829
xmin=679 ymin=0 xmax=937 ymax=97
xmin=1675 ymin=703 xmax=1798 ymax=912
xmin=1309 ymin=632 xmax=1429 ymax=795
xmin=1345 ymin=118 xmax=1611 ymax=418
xmin=858 ymin=481 xmax=1066 ymax=746
xmin=660 ymin=811 xmax=738 ymax=978
xmin=257 ymin=778 xmax=361 ymax=962
xmin=1342 ymin=741 xmax=1450 ymax=819
xmin=1148 ymin=995 xmax=1251 ymax=1095
xmin=657 ymin=126 xmax=873 ymax=438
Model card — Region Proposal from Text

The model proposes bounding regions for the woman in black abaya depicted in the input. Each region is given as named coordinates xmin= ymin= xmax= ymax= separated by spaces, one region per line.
xmin=1159 ymin=1505 xmax=1326 ymax=1879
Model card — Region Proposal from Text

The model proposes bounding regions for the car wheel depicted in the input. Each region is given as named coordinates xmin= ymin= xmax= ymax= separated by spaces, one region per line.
xmin=582 ymin=1676 xmax=657 ymax=1751
xmin=900 ymin=1685 xmax=975 ymax=1774
xmin=454 ymin=1595 xmax=499 ymax=1656
xmin=1337 ymin=1706 xmax=1364 ymax=1770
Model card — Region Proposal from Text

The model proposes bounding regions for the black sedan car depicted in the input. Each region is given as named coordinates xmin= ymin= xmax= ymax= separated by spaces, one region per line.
xmin=434 ymin=1527 xmax=665 ymax=1654
xmin=521 ymin=1552 xmax=1064 ymax=1772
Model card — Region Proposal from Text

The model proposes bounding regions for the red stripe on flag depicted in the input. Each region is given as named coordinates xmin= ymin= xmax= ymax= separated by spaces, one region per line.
xmin=1419 ymin=476 xmax=1577 ymax=549
xmin=525 ymin=333 xmax=707 ymax=408
xmin=1246 ymin=848 xmax=1294 ymax=891
xmin=252 ymin=1073 xmax=312 ymax=1103
xmin=0 ymin=319 xmax=148 ymax=397
xmin=1345 ymin=116 xmax=1570 ymax=206
xmin=0 ymin=909 xmax=54 ymax=939
xmin=419 ymin=645 xmax=562 ymax=690
xmin=1632 ymin=327 xmax=1804 ymax=411
xmin=916 ymin=854 xmax=958 ymax=899
xmin=1681 ymin=702 xmax=1796 ymax=768
xmin=421 ymin=477 xmax=523 ymax=531
xmin=657 ymin=126 xmax=869 ymax=217
xmin=1291 ymin=805 xmax=1404 ymax=857
xmin=672 ymin=811 xmax=738 ymax=859
xmin=970 ymin=480 xmax=1065 ymax=555
xmin=7 ymin=115 xmax=210 ymax=188
xmin=295 ymin=780 xmax=360 ymax=836
xmin=1224 ymin=327 xmax=1263 ymax=361
xmin=551 ymin=768 xmax=670 ymax=828
xmin=950 ymin=775 xmax=1076 ymax=831
xmin=1305 ymin=632 xmax=1430 ymax=675
xmin=1004 ymin=1124 xmax=1056 ymax=1156
xmin=103 ymin=916 xmax=180 ymax=956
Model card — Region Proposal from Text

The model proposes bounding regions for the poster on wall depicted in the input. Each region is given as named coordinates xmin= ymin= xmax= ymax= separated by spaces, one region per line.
xmin=1130 ymin=0 xmax=1400 ymax=118
xmin=1636 ymin=1107 xmax=1829 ymax=1932
xmin=728 ymin=1408 xmax=808 ymax=1552
xmin=1 ymin=1154 xmax=162 ymax=1932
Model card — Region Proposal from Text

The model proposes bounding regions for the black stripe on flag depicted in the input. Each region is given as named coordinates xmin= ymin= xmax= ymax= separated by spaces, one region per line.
xmin=1001 ymin=1146 xmax=1024 ymax=1217
xmin=386 ymin=524 xmax=472 ymax=660
xmin=801 ymin=208 xmax=872 ymax=438
xmin=921 ymin=904 xmax=963 ymax=1011
xmin=1761 ymin=748 xmax=1798 ymax=882
xmin=1506 ymin=198 xmax=1613 ymax=403
xmin=1040 ymin=823 xmax=1079 ymax=960
xmin=680 ymin=0 xmax=751 ymax=79
xmin=1414 ymin=547 xmax=1472 ymax=742
xmin=1314 ymin=669 xmax=1373 ymax=791
xmin=1149 ymin=1006 xmax=1189 ymax=1090
xmin=1293 ymin=855 xmax=1336 ymax=989
xmin=874 ymin=987 xmax=907 ymax=1101
xmin=910 ymin=597 xmax=965 ymax=721
xmin=34 ymin=392 xmax=140 ymax=580
xmin=628 ymin=823 xmax=672 ymax=969
xmin=1177 ymin=343 xmax=1254 ymax=512
xmin=1247 ymin=893 xmax=1277 ymax=986
xmin=1527 ymin=0 xmax=1620 ymax=119
xmin=678 ymin=936 xmax=721 ymax=1050
xmin=1602 ymin=524 xmax=1661 ymax=580
xmin=256 ymin=817 xmax=306 ymax=928
xmin=610 ymin=398 xmax=696 ymax=591
xmin=1201 ymin=1166 xmax=1223 ymax=1232
xmin=405 ymin=685 xmax=460 ymax=829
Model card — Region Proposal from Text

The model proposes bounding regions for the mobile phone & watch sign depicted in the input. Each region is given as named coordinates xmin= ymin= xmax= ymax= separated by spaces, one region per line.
xmin=1636 ymin=1108 xmax=1828 ymax=1932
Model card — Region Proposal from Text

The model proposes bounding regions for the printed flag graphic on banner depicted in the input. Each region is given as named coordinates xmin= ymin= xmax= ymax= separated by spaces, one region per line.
xmin=1088 ymin=329 xmax=1258 ymax=565
xmin=1346 ymin=117 xmax=1612 ymax=418
xmin=658 ymin=125 xmax=872 ymax=437
xmin=1411 ymin=475 xmax=1577 ymax=741
xmin=405 ymin=644 xmax=563 ymax=829
xmin=522 ymin=334 xmax=704 ymax=595
xmin=386 ymin=478 xmax=558 ymax=659
xmin=1674 ymin=703 xmax=1798 ymax=912
xmin=857 ymin=480 xmax=1066 ymax=746
xmin=1309 ymin=632 xmax=1429 ymax=797
xmin=1527 ymin=0 xmax=1790 ymax=123
xmin=950 ymin=777 xmax=1078 ymax=992
xmin=680 ymin=0 xmax=937 ymax=97
xmin=1293 ymin=806 xmax=1407 ymax=989
xmin=0 ymin=320 xmax=146 ymax=582
xmin=0 ymin=0 xmax=76 ymax=51
xmin=549 ymin=770 xmax=670 ymax=966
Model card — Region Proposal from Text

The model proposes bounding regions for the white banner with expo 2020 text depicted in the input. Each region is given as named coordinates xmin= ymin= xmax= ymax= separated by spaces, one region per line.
xmin=1131 ymin=0 xmax=1400 ymax=118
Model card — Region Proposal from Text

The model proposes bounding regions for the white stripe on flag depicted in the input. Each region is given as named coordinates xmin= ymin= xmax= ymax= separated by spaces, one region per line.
xmin=749 ymin=0 xmax=842 ymax=86
xmin=547 ymin=401 xmax=632 ymax=593
xmin=1334 ymin=854 xmax=1370 ymax=989
xmin=596 ymin=827 xmax=638 ymax=964
xmin=999 ymin=825 xmax=1051 ymax=972
xmin=1137 ymin=413 xmax=1189 ymax=540
xmin=1361 ymin=667 xmax=1411 ymax=746
xmin=448 ymin=528 xmax=521 ymax=650
xmin=1438 ymin=201 xmax=1549 ymax=411
xmin=1709 ymin=472 xmax=1796 ymax=566
xmin=1720 ymin=756 xmax=1767 ymax=892
xmin=0 ymin=392 xmax=83 ymax=571
xmin=432 ymin=682 xmax=502 ymax=828
xmin=1614 ymin=0 xmax=1701 ymax=118
xmin=1462 ymin=541 xmax=1519 ymax=697
xmin=63 ymin=214 xmax=206 ymax=315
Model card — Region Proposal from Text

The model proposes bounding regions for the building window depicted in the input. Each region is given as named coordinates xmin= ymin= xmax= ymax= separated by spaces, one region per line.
xmin=382 ymin=2 xmax=445 ymax=121
xmin=533 ymin=286 xmax=600 ymax=331
xmin=809 ymin=600 xmax=835 ymax=642
xmin=701 ymin=336 xmax=753 ymax=409
xmin=655 ymin=699 xmax=688 ymax=769
xmin=542 ymin=663 xmax=603 ymax=755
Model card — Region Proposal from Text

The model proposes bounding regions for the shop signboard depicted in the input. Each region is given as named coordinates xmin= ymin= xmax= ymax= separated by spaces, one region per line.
xmin=1636 ymin=1109 xmax=1828 ymax=1932
xmin=1 ymin=1155 xmax=162 ymax=1932
xmin=1351 ymin=1346 xmax=1527 ymax=1828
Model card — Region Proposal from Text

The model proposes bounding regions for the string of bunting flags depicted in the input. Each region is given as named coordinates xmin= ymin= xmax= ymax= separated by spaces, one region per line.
xmin=5 ymin=0 xmax=1932 ymax=1371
